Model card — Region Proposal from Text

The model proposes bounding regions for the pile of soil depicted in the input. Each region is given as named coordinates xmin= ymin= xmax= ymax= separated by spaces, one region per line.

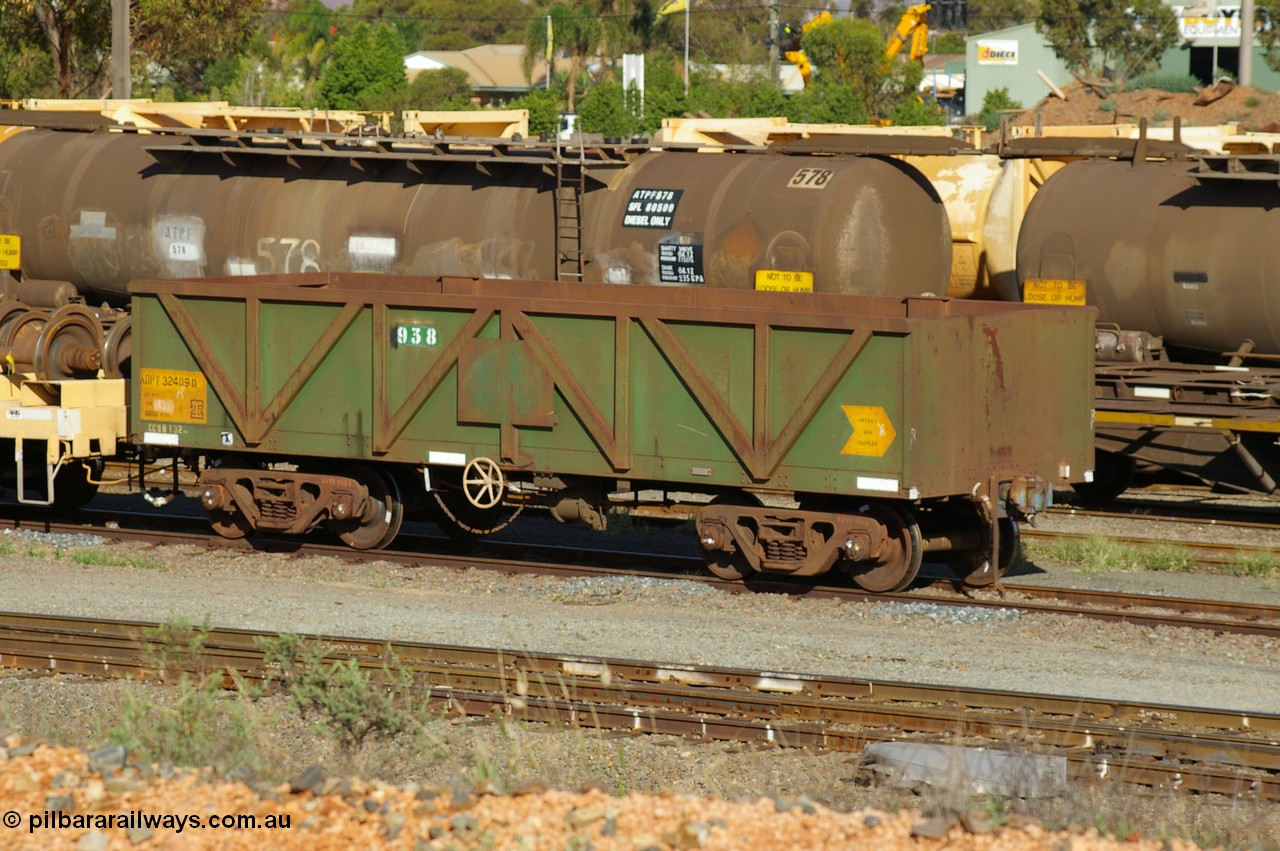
xmin=1009 ymin=81 xmax=1280 ymax=131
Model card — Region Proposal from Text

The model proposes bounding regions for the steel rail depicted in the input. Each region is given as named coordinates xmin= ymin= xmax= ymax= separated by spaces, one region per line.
xmin=3 ymin=506 xmax=1279 ymax=638
xmin=1 ymin=611 xmax=1276 ymax=800
xmin=1019 ymin=527 xmax=1273 ymax=567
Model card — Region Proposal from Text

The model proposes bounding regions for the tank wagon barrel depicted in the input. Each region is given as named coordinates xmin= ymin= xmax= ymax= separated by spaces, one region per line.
xmin=1013 ymin=137 xmax=1280 ymax=498
xmin=1018 ymin=152 xmax=1280 ymax=359
xmin=0 ymin=124 xmax=952 ymax=305
xmin=125 ymin=273 xmax=1094 ymax=590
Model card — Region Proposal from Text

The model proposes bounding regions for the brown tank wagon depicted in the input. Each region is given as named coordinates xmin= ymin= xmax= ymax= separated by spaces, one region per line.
xmin=1010 ymin=140 xmax=1280 ymax=498
xmin=0 ymin=125 xmax=951 ymax=306
xmin=127 ymin=273 xmax=1094 ymax=591
xmin=1017 ymin=153 xmax=1280 ymax=359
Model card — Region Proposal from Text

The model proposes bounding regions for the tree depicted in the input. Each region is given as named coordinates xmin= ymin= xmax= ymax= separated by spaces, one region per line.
xmin=800 ymin=15 xmax=909 ymax=119
xmin=1248 ymin=1 xmax=1280 ymax=72
xmin=9 ymin=0 xmax=111 ymax=98
xmin=317 ymin=22 xmax=407 ymax=109
xmin=577 ymin=80 xmax=636 ymax=135
xmin=420 ymin=0 xmax=529 ymax=50
xmin=785 ymin=82 xmax=867 ymax=124
xmin=653 ymin=0 xmax=767 ymax=66
xmin=5 ymin=0 xmax=262 ymax=99
xmin=350 ymin=0 xmax=429 ymax=52
xmin=1037 ymin=0 xmax=1178 ymax=82
xmin=523 ymin=3 xmax=601 ymax=113
xmin=689 ymin=73 xmax=787 ymax=118
xmin=889 ymin=95 xmax=946 ymax=126
xmin=201 ymin=0 xmax=333 ymax=107
xmin=0 ymin=4 xmax=57 ymax=97
xmin=405 ymin=66 xmax=474 ymax=110
xmin=509 ymin=88 xmax=564 ymax=137
xmin=133 ymin=0 xmax=263 ymax=96
xmin=969 ymin=0 xmax=1041 ymax=32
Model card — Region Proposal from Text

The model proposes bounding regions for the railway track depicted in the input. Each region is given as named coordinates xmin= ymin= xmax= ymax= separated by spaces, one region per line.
xmin=1 ymin=611 xmax=1275 ymax=801
xmin=2 ymin=503 xmax=1279 ymax=639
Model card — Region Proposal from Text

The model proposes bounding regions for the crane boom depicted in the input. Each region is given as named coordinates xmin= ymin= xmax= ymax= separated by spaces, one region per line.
xmin=886 ymin=3 xmax=931 ymax=62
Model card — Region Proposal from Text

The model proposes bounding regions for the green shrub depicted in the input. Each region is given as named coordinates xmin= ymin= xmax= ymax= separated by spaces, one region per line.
xmin=109 ymin=618 xmax=261 ymax=775
xmin=889 ymin=96 xmax=947 ymax=127
xmin=1127 ymin=73 xmax=1201 ymax=93
xmin=508 ymin=88 xmax=563 ymax=138
xmin=977 ymin=87 xmax=1021 ymax=131
xmin=257 ymin=633 xmax=432 ymax=756
xmin=110 ymin=672 xmax=260 ymax=776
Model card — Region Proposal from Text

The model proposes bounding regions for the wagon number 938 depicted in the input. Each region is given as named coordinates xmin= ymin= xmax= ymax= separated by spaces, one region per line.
xmin=393 ymin=324 xmax=438 ymax=347
xmin=788 ymin=168 xmax=833 ymax=189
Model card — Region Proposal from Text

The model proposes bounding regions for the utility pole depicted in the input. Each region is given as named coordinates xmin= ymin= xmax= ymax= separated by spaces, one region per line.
xmin=1240 ymin=0 xmax=1255 ymax=87
xmin=683 ymin=1 xmax=690 ymax=96
xmin=111 ymin=0 xmax=131 ymax=99
xmin=768 ymin=0 xmax=779 ymax=88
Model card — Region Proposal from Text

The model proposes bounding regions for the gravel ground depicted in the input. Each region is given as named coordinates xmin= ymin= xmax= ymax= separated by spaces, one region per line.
xmin=1 ymin=493 xmax=1278 ymax=847
xmin=0 ymin=741 xmax=1219 ymax=851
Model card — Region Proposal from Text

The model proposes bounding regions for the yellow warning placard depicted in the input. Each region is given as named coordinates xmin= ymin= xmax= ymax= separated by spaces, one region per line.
xmin=755 ymin=269 xmax=813 ymax=293
xmin=0 ymin=235 xmax=20 ymax=270
xmin=139 ymin=368 xmax=208 ymax=424
xmin=1023 ymin=278 xmax=1086 ymax=306
xmin=841 ymin=405 xmax=895 ymax=457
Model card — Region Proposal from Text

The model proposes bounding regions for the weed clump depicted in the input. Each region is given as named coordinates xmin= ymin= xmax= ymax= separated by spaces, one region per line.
xmin=108 ymin=618 xmax=260 ymax=777
xmin=1028 ymin=535 xmax=1195 ymax=575
xmin=257 ymin=633 xmax=433 ymax=759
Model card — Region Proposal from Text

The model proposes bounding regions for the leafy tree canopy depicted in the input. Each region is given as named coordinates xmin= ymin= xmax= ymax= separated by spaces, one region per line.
xmin=317 ymin=21 xmax=407 ymax=109
xmin=405 ymin=66 xmax=474 ymax=110
xmin=1037 ymin=0 xmax=1178 ymax=82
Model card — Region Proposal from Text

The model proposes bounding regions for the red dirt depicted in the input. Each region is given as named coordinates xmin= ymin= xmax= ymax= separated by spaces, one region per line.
xmin=1010 ymin=81 xmax=1280 ymax=131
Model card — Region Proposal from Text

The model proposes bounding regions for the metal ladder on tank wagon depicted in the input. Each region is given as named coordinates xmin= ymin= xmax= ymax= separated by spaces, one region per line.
xmin=553 ymin=143 xmax=586 ymax=281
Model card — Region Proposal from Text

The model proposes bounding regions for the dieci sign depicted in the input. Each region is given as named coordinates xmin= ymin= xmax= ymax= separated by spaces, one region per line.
xmin=977 ymin=39 xmax=1018 ymax=65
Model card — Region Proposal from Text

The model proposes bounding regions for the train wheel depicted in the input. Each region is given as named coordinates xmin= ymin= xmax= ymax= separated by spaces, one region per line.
xmin=101 ymin=316 xmax=132 ymax=380
xmin=333 ymin=465 xmax=404 ymax=550
xmin=52 ymin=458 xmax=102 ymax=509
xmin=203 ymin=456 xmax=256 ymax=540
xmin=1071 ymin=451 xmax=1134 ymax=503
xmin=849 ymin=504 xmax=922 ymax=593
xmin=947 ymin=516 xmax=1019 ymax=587
xmin=700 ymin=492 xmax=763 ymax=581
xmin=207 ymin=507 xmax=253 ymax=540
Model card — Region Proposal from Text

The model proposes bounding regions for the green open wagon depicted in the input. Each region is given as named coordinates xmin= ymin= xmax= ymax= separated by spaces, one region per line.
xmin=131 ymin=274 xmax=1093 ymax=591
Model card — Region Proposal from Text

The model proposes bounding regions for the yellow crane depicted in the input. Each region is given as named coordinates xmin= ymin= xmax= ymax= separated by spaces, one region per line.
xmin=782 ymin=6 xmax=931 ymax=87
xmin=781 ymin=11 xmax=832 ymax=85
xmin=885 ymin=3 xmax=931 ymax=62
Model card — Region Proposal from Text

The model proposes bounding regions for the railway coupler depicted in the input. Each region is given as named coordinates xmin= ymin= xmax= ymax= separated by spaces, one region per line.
xmin=1000 ymin=474 xmax=1052 ymax=527
xmin=198 ymin=468 xmax=375 ymax=536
